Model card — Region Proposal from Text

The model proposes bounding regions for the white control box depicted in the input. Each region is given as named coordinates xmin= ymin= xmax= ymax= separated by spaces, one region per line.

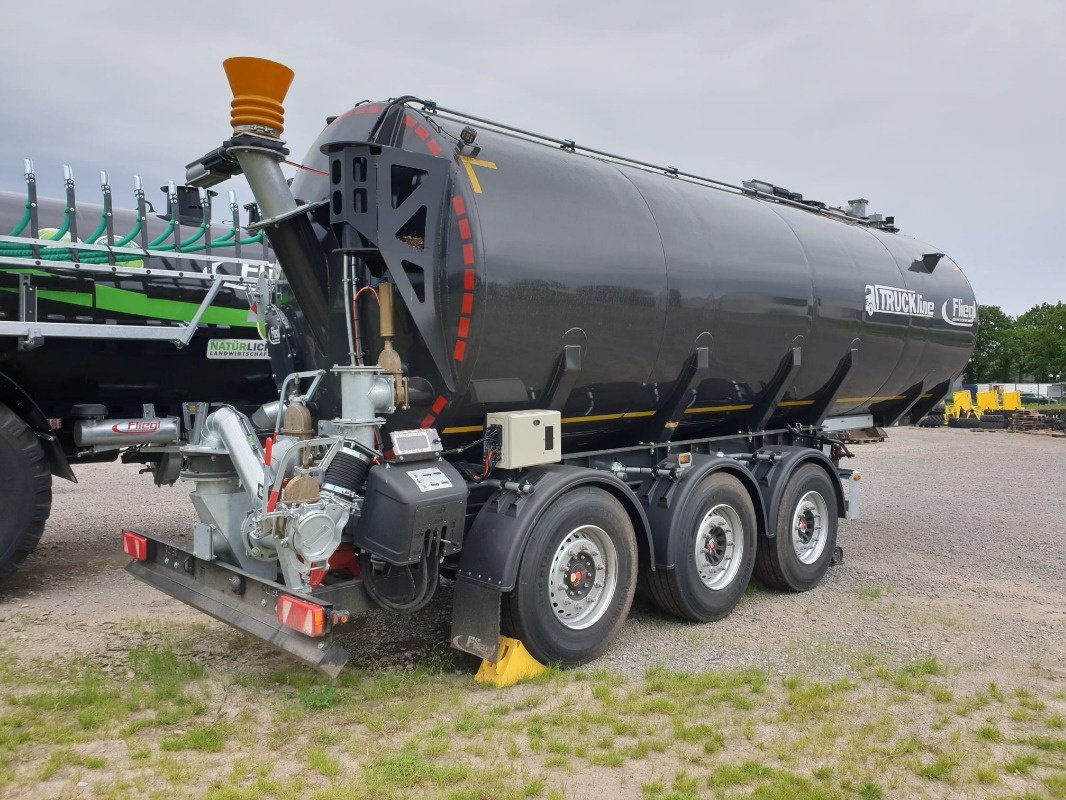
xmin=485 ymin=410 xmax=562 ymax=469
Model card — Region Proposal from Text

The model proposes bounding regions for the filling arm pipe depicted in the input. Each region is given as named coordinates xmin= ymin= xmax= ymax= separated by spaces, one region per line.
xmin=221 ymin=57 xmax=330 ymax=351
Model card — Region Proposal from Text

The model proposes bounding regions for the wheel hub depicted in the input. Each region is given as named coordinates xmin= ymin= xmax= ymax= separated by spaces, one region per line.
xmin=564 ymin=553 xmax=597 ymax=600
xmin=694 ymin=504 xmax=744 ymax=591
xmin=547 ymin=524 xmax=618 ymax=631
xmin=791 ymin=491 xmax=828 ymax=565
xmin=702 ymin=527 xmax=726 ymax=565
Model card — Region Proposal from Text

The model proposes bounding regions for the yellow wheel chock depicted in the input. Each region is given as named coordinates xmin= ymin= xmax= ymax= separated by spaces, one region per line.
xmin=475 ymin=636 xmax=546 ymax=688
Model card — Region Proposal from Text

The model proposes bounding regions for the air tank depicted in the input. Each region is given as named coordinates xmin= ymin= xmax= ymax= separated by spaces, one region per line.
xmin=280 ymin=103 xmax=976 ymax=450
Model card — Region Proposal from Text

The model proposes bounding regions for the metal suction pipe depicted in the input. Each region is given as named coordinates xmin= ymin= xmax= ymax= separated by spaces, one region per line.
xmin=203 ymin=406 xmax=266 ymax=500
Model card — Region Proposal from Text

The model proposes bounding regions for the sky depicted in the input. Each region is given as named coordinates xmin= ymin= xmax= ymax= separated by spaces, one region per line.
xmin=1 ymin=1 xmax=1062 ymax=315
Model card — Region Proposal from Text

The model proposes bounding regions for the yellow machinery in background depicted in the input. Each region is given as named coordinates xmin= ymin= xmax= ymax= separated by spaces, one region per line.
xmin=999 ymin=391 xmax=1023 ymax=411
xmin=943 ymin=389 xmax=1021 ymax=427
xmin=945 ymin=390 xmax=981 ymax=422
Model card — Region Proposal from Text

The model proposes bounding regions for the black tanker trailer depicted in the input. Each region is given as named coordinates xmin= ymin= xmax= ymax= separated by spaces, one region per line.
xmin=0 ymin=180 xmax=277 ymax=580
xmin=121 ymin=58 xmax=977 ymax=675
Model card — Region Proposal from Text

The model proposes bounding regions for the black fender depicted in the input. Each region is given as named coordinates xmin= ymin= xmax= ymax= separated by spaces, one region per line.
xmin=753 ymin=447 xmax=845 ymax=535
xmin=455 ymin=463 xmax=653 ymax=592
xmin=638 ymin=454 xmax=767 ymax=570
xmin=0 ymin=371 xmax=76 ymax=482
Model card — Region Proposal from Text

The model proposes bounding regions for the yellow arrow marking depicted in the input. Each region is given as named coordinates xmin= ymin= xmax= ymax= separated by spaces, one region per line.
xmin=459 ymin=155 xmax=498 ymax=194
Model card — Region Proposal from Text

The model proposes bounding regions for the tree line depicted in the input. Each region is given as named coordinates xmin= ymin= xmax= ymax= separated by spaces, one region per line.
xmin=965 ymin=302 xmax=1066 ymax=384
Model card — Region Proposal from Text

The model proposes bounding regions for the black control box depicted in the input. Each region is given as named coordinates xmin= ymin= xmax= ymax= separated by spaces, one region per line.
xmin=354 ymin=461 xmax=468 ymax=566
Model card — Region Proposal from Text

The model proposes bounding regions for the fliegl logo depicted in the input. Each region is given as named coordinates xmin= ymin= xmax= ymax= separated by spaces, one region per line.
xmin=112 ymin=420 xmax=161 ymax=435
xmin=864 ymin=285 xmax=935 ymax=319
xmin=942 ymin=298 xmax=977 ymax=327
xmin=206 ymin=339 xmax=270 ymax=360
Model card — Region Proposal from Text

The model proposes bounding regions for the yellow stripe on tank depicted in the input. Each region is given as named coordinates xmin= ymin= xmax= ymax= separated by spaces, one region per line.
xmin=440 ymin=399 xmax=844 ymax=435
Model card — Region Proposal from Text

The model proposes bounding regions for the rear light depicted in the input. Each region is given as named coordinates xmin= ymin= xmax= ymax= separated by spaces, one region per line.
xmin=122 ymin=530 xmax=149 ymax=561
xmin=277 ymin=595 xmax=327 ymax=637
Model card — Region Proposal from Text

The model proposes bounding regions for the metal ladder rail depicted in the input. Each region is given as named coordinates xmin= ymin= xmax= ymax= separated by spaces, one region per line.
xmin=0 ymin=239 xmax=275 ymax=349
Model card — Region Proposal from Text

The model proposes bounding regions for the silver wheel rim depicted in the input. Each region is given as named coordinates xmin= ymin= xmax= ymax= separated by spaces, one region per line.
xmin=694 ymin=504 xmax=744 ymax=591
xmin=548 ymin=524 xmax=618 ymax=630
xmin=792 ymin=490 xmax=828 ymax=565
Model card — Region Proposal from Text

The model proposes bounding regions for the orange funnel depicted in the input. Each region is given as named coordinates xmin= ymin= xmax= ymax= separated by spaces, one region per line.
xmin=222 ymin=57 xmax=295 ymax=137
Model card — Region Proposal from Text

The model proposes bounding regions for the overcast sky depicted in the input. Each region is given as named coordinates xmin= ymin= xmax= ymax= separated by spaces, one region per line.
xmin=1 ymin=1 xmax=1061 ymax=315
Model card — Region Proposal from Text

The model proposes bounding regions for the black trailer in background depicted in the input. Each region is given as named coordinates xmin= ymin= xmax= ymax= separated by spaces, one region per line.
xmin=0 ymin=173 xmax=277 ymax=579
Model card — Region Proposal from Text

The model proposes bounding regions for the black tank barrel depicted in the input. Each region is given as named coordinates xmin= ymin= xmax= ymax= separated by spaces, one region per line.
xmin=278 ymin=104 xmax=976 ymax=450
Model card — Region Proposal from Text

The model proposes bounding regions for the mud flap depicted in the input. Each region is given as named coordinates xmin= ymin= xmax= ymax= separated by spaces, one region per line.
xmin=126 ymin=548 xmax=350 ymax=678
xmin=450 ymin=577 xmax=501 ymax=663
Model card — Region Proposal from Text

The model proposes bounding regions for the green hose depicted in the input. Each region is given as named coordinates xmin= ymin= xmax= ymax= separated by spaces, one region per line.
xmin=84 ymin=212 xmax=109 ymax=245
xmin=1 ymin=213 xmax=263 ymax=264
xmin=155 ymin=221 xmax=207 ymax=253
xmin=7 ymin=202 xmax=31 ymax=237
xmin=147 ymin=218 xmax=175 ymax=248
xmin=114 ymin=215 xmax=142 ymax=247
xmin=44 ymin=208 xmax=72 ymax=241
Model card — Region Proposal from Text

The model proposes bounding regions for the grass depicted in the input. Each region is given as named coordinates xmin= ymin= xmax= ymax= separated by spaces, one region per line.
xmin=160 ymin=724 xmax=228 ymax=753
xmin=0 ymin=639 xmax=1061 ymax=799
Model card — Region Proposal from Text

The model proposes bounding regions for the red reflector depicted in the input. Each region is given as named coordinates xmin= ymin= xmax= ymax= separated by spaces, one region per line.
xmin=277 ymin=595 xmax=327 ymax=637
xmin=122 ymin=530 xmax=148 ymax=561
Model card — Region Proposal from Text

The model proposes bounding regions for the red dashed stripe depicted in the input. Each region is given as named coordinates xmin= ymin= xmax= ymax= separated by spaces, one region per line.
xmin=426 ymin=139 xmax=442 ymax=156
xmin=454 ymin=340 xmax=467 ymax=361
xmin=453 ymin=196 xmax=466 ymax=215
xmin=462 ymin=244 xmax=475 ymax=266
xmin=458 ymin=317 xmax=470 ymax=338
xmin=463 ymin=269 xmax=476 ymax=290
xmin=462 ymin=293 xmax=474 ymax=315
xmin=421 ymin=394 xmax=450 ymax=429
xmin=415 ymin=125 xmax=429 ymax=140
xmin=458 ymin=218 xmax=471 ymax=240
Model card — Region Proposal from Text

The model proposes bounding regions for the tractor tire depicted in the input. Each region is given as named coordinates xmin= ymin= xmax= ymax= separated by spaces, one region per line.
xmin=643 ymin=472 xmax=757 ymax=622
xmin=948 ymin=417 xmax=980 ymax=429
xmin=0 ymin=403 xmax=52 ymax=580
xmin=501 ymin=487 xmax=637 ymax=667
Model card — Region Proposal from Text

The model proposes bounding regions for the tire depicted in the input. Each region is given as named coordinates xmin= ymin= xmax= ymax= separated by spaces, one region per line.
xmin=643 ymin=472 xmax=757 ymax=622
xmin=948 ymin=417 xmax=979 ymax=429
xmin=0 ymin=404 xmax=52 ymax=580
xmin=754 ymin=464 xmax=838 ymax=592
xmin=501 ymin=487 xmax=637 ymax=667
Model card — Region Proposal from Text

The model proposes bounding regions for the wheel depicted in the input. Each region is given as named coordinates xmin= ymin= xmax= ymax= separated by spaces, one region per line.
xmin=643 ymin=472 xmax=757 ymax=622
xmin=754 ymin=464 xmax=838 ymax=592
xmin=501 ymin=487 xmax=637 ymax=667
xmin=0 ymin=404 xmax=52 ymax=580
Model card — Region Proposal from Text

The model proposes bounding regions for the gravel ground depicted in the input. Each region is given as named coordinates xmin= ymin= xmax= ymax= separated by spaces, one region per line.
xmin=1 ymin=426 xmax=1063 ymax=685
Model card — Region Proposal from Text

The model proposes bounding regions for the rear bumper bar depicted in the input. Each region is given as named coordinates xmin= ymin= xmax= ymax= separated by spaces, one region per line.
xmin=125 ymin=535 xmax=369 ymax=677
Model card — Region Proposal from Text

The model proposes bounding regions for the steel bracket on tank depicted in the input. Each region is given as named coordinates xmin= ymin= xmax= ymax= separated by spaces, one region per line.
xmin=539 ymin=344 xmax=583 ymax=411
xmin=904 ymin=378 xmax=950 ymax=425
xmin=874 ymin=378 xmax=927 ymax=428
xmin=636 ymin=345 xmax=711 ymax=443
xmin=322 ymin=141 xmax=455 ymax=390
xmin=795 ymin=347 xmax=858 ymax=428
xmin=739 ymin=346 xmax=803 ymax=433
